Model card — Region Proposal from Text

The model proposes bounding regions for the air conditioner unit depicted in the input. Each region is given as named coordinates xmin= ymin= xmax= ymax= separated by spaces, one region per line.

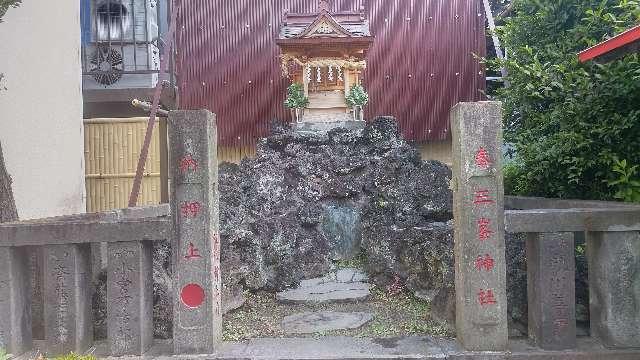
xmin=82 ymin=0 xmax=160 ymax=90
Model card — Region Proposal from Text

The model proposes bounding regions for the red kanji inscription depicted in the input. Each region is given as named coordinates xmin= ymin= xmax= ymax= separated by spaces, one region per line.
xmin=473 ymin=190 xmax=495 ymax=205
xmin=475 ymin=147 xmax=491 ymax=169
xmin=478 ymin=289 xmax=497 ymax=306
xmin=475 ymin=254 xmax=495 ymax=271
xmin=477 ymin=218 xmax=494 ymax=241
xmin=179 ymin=154 xmax=198 ymax=173
xmin=184 ymin=242 xmax=201 ymax=259
xmin=181 ymin=201 xmax=202 ymax=218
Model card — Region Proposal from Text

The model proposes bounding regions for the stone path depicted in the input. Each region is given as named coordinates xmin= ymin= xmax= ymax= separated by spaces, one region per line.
xmin=276 ymin=268 xmax=372 ymax=304
xmin=282 ymin=311 xmax=373 ymax=334
xmin=277 ymin=268 xmax=375 ymax=333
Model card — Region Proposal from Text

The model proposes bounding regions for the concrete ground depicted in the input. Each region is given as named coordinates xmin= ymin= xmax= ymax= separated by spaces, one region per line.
xmin=19 ymin=337 xmax=640 ymax=360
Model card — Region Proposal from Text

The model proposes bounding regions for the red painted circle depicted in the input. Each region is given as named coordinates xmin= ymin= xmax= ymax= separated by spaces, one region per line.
xmin=181 ymin=284 xmax=205 ymax=308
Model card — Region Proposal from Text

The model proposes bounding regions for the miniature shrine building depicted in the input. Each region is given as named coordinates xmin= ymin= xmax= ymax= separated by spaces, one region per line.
xmin=276 ymin=0 xmax=374 ymax=121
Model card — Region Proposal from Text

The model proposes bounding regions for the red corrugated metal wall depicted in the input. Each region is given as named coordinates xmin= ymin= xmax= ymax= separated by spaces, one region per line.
xmin=176 ymin=0 xmax=486 ymax=146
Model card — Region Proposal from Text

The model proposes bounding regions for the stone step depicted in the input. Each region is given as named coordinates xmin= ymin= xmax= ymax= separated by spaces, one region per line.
xmin=282 ymin=311 xmax=374 ymax=334
xmin=276 ymin=281 xmax=372 ymax=304
xmin=299 ymin=268 xmax=369 ymax=288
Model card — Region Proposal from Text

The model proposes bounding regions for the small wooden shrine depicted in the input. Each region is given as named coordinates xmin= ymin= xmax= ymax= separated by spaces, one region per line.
xmin=277 ymin=0 xmax=374 ymax=121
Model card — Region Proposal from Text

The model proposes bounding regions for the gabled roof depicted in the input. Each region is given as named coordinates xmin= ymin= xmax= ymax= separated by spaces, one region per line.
xmin=579 ymin=25 xmax=640 ymax=63
xmin=296 ymin=11 xmax=353 ymax=38
xmin=278 ymin=5 xmax=371 ymax=41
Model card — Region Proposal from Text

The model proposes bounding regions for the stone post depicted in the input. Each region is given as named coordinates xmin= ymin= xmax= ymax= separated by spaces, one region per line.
xmin=587 ymin=231 xmax=640 ymax=348
xmin=27 ymin=247 xmax=45 ymax=340
xmin=43 ymin=244 xmax=93 ymax=356
xmin=527 ymin=232 xmax=576 ymax=350
xmin=169 ymin=110 xmax=222 ymax=354
xmin=107 ymin=241 xmax=153 ymax=356
xmin=0 ymin=246 xmax=32 ymax=356
xmin=451 ymin=102 xmax=508 ymax=351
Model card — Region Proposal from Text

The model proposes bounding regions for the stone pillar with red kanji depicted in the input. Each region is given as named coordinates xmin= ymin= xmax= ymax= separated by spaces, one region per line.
xmin=451 ymin=102 xmax=508 ymax=351
xmin=169 ymin=110 xmax=221 ymax=354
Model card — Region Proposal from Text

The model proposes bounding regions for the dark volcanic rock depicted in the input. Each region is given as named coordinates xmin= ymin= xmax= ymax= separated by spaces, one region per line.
xmin=91 ymin=116 xmax=542 ymax=336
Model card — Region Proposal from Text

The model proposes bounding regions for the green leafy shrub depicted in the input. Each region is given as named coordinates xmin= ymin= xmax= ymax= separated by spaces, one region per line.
xmin=284 ymin=83 xmax=309 ymax=110
xmin=53 ymin=352 xmax=97 ymax=360
xmin=606 ymin=159 xmax=640 ymax=203
xmin=346 ymin=84 xmax=369 ymax=108
xmin=489 ymin=0 xmax=640 ymax=200
xmin=0 ymin=348 xmax=12 ymax=360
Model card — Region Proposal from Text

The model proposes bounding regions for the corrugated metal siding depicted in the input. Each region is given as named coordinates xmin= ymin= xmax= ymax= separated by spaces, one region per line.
xmin=84 ymin=118 xmax=162 ymax=212
xmin=176 ymin=0 xmax=486 ymax=146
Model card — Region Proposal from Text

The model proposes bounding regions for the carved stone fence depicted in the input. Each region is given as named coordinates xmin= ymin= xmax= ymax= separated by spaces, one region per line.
xmin=505 ymin=199 xmax=640 ymax=351
xmin=0 ymin=111 xmax=221 ymax=358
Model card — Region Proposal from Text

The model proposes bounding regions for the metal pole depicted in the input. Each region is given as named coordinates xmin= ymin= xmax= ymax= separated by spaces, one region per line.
xmin=482 ymin=0 xmax=509 ymax=85
xmin=128 ymin=0 xmax=178 ymax=207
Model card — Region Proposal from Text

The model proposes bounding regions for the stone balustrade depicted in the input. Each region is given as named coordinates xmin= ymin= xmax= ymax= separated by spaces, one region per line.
xmin=452 ymin=102 xmax=640 ymax=354
xmin=505 ymin=201 xmax=640 ymax=351
xmin=0 ymin=110 xmax=221 ymax=358
xmin=0 ymin=205 xmax=171 ymax=357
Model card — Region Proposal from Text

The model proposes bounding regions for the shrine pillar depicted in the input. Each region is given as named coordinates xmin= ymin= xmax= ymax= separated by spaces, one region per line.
xmin=450 ymin=102 xmax=508 ymax=351
xmin=303 ymin=66 xmax=309 ymax=97
xmin=169 ymin=110 xmax=222 ymax=354
xmin=344 ymin=68 xmax=351 ymax=96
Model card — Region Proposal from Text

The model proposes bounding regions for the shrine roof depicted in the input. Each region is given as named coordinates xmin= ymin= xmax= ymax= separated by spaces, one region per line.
xmin=278 ymin=8 xmax=371 ymax=41
xmin=578 ymin=24 xmax=640 ymax=63
xmin=280 ymin=21 xmax=370 ymax=39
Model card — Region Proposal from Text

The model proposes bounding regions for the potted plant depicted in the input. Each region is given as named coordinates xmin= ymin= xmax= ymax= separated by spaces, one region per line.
xmin=284 ymin=83 xmax=309 ymax=123
xmin=346 ymin=83 xmax=369 ymax=121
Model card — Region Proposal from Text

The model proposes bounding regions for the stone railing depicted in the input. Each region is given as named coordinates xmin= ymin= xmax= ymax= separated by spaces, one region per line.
xmin=451 ymin=102 xmax=640 ymax=354
xmin=0 ymin=110 xmax=222 ymax=358
xmin=505 ymin=197 xmax=640 ymax=350
xmin=0 ymin=205 xmax=171 ymax=356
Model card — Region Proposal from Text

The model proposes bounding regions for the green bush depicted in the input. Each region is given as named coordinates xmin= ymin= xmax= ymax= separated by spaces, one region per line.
xmin=284 ymin=83 xmax=309 ymax=110
xmin=488 ymin=0 xmax=640 ymax=200
xmin=0 ymin=348 xmax=11 ymax=360
xmin=346 ymin=84 xmax=369 ymax=108
xmin=53 ymin=352 xmax=97 ymax=360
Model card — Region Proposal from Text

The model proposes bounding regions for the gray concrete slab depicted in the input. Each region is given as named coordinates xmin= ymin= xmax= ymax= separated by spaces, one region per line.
xmin=505 ymin=196 xmax=640 ymax=210
xmin=34 ymin=337 xmax=640 ymax=360
xmin=505 ymin=209 xmax=640 ymax=233
xmin=107 ymin=241 xmax=154 ymax=356
xmin=282 ymin=312 xmax=374 ymax=334
xmin=43 ymin=244 xmax=93 ymax=356
xmin=0 ymin=246 xmax=33 ymax=356
xmin=276 ymin=282 xmax=372 ymax=304
xmin=526 ymin=233 xmax=576 ymax=350
xmin=0 ymin=218 xmax=171 ymax=247
xmin=587 ymin=231 xmax=640 ymax=349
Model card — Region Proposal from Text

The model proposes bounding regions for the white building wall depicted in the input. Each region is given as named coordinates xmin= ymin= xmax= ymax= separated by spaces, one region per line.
xmin=0 ymin=1 xmax=85 ymax=219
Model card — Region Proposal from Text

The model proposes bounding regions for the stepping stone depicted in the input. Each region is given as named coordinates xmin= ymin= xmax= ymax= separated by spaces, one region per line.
xmin=276 ymin=282 xmax=372 ymax=304
xmin=335 ymin=268 xmax=368 ymax=283
xmin=298 ymin=268 xmax=369 ymax=288
xmin=282 ymin=312 xmax=374 ymax=334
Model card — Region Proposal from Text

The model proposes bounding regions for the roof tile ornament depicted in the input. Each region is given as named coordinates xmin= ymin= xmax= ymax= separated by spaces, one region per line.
xmin=319 ymin=0 xmax=330 ymax=12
